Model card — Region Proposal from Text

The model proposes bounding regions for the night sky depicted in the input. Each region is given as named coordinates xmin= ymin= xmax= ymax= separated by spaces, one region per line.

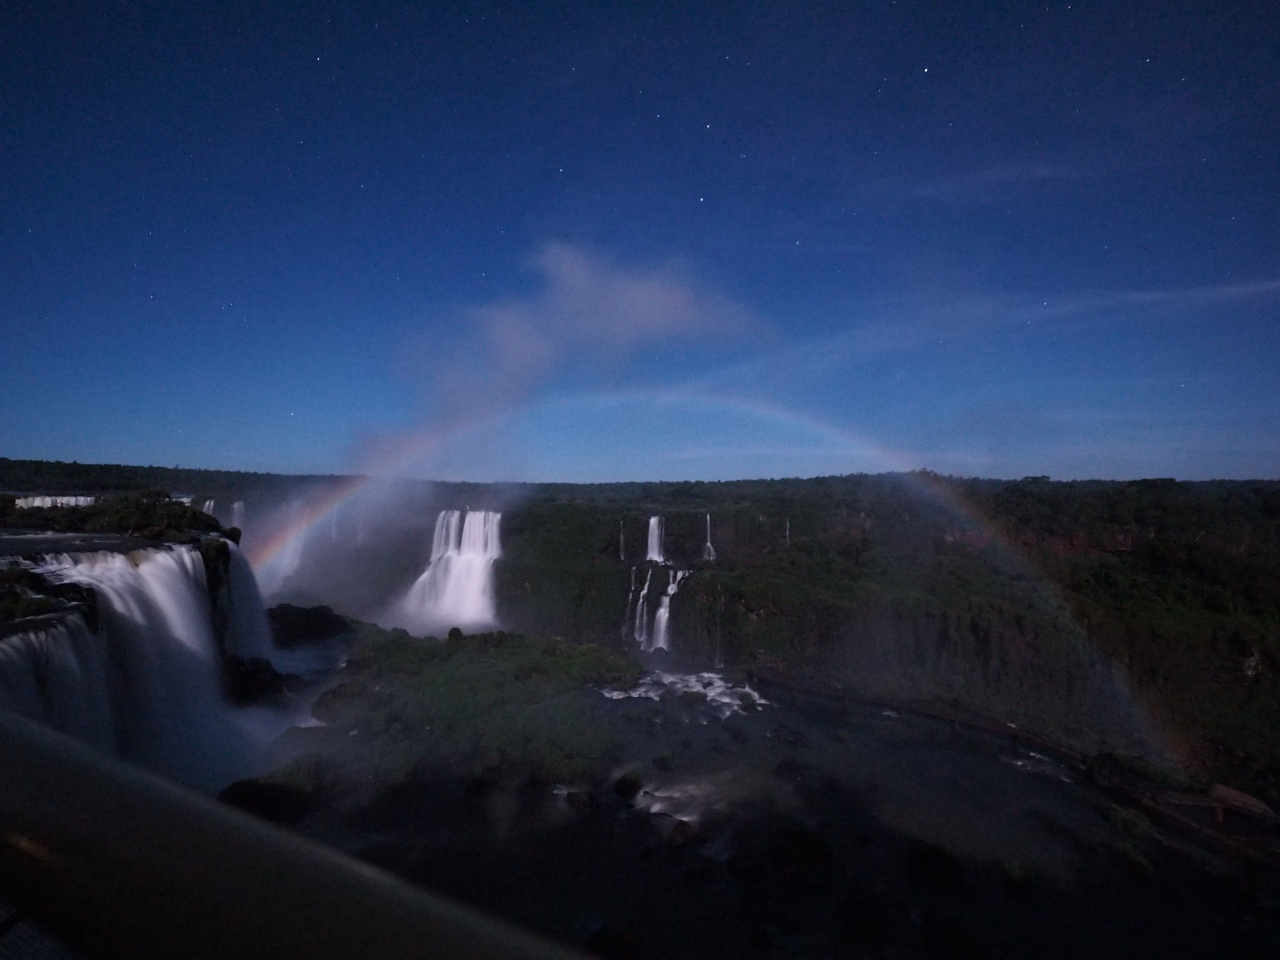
xmin=2 ymin=2 xmax=1277 ymax=481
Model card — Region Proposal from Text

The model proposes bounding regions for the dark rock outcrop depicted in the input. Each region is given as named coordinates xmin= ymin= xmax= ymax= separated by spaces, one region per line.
xmin=267 ymin=603 xmax=351 ymax=648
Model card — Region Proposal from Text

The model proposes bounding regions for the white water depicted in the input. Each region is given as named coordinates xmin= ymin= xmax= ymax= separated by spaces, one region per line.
xmin=650 ymin=569 xmax=690 ymax=651
xmin=701 ymin=513 xmax=716 ymax=562
xmin=602 ymin=671 xmax=768 ymax=717
xmin=646 ymin=516 xmax=664 ymax=563
xmin=622 ymin=565 xmax=637 ymax=641
xmin=0 ymin=544 xmax=294 ymax=790
xmin=15 ymin=496 xmax=96 ymax=509
xmin=633 ymin=568 xmax=653 ymax=647
xmin=231 ymin=500 xmax=245 ymax=529
xmin=391 ymin=510 xmax=502 ymax=635
xmin=202 ymin=499 xmax=216 ymax=515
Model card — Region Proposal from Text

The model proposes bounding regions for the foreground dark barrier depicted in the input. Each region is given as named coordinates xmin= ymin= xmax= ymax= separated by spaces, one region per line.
xmin=0 ymin=710 xmax=586 ymax=960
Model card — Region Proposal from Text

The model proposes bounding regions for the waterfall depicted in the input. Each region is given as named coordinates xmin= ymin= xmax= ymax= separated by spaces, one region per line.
xmin=231 ymin=501 xmax=245 ymax=529
xmin=15 ymin=496 xmax=96 ymax=509
xmin=392 ymin=510 xmax=502 ymax=635
xmin=619 ymin=520 xmax=625 ymax=562
xmin=622 ymin=565 xmax=637 ymax=642
xmin=646 ymin=516 xmax=665 ymax=563
xmin=202 ymin=499 xmax=216 ymax=515
xmin=0 ymin=543 xmax=288 ymax=790
xmin=633 ymin=568 xmax=653 ymax=648
xmin=650 ymin=569 xmax=690 ymax=652
xmin=701 ymin=513 xmax=716 ymax=562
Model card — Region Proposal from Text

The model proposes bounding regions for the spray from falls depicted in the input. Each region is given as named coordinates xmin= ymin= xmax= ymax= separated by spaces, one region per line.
xmin=392 ymin=510 xmax=502 ymax=635
xmin=702 ymin=513 xmax=716 ymax=562
xmin=647 ymin=516 xmax=665 ymax=563
xmin=256 ymin=500 xmax=305 ymax=597
xmin=232 ymin=501 xmax=245 ymax=529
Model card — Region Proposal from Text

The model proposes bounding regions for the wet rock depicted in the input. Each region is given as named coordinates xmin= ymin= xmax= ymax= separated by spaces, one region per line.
xmin=266 ymin=603 xmax=351 ymax=648
xmin=218 ymin=779 xmax=313 ymax=823
xmin=666 ymin=819 xmax=698 ymax=848
xmin=1209 ymin=783 xmax=1275 ymax=818
xmin=613 ymin=772 xmax=643 ymax=801
xmin=223 ymin=654 xmax=292 ymax=703
xmin=585 ymin=920 xmax=640 ymax=960
xmin=907 ymin=840 xmax=966 ymax=894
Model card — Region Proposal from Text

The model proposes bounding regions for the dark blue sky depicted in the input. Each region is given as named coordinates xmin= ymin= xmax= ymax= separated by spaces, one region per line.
xmin=3 ymin=1 xmax=1277 ymax=480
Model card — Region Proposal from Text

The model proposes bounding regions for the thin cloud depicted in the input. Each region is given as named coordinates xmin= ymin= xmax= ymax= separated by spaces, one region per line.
xmin=863 ymin=162 xmax=1088 ymax=205
xmin=359 ymin=243 xmax=760 ymax=473
xmin=432 ymin=242 xmax=756 ymax=419
xmin=690 ymin=277 xmax=1280 ymax=393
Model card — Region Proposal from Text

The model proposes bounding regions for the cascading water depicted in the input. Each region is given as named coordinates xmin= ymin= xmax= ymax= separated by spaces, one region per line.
xmin=0 ymin=543 xmax=291 ymax=790
xmin=646 ymin=516 xmax=665 ymax=563
xmin=202 ymin=499 xmax=216 ymax=515
xmin=650 ymin=569 xmax=690 ymax=652
xmin=232 ymin=500 xmax=245 ymax=529
xmin=701 ymin=513 xmax=716 ymax=562
xmin=633 ymin=568 xmax=653 ymax=647
xmin=392 ymin=510 xmax=502 ymax=635
xmin=622 ymin=565 xmax=637 ymax=642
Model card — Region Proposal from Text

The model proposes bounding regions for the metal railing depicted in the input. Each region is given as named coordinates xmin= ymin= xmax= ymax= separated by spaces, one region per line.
xmin=0 ymin=711 xmax=588 ymax=960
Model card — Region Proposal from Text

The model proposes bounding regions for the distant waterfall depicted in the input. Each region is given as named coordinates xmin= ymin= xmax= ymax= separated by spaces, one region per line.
xmin=0 ymin=543 xmax=285 ymax=790
xmin=231 ymin=501 xmax=245 ymax=529
xmin=393 ymin=510 xmax=502 ymax=635
xmin=202 ymin=499 xmax=216 ymax=515
xmin=701 ymin=513 xmax=716 ymax=562
xmin=646 ymin=516 xmax=665 ymax=563
xmin=650 ymin=569 xmax=690 ymax=652
xmin=15 ymin=496 xmax=95 ymax=509
xmin=619 ymin=521 xmax=625 ymax=562
xmin=622 ymin=566 xmax=637 ymax=641
xmin=633 ymin=568 xmax=653 ymax=647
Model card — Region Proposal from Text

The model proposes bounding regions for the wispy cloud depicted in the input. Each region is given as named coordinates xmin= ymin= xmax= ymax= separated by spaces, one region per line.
xmin=862 ymin=162 xmax=1088 ymax=205
xmin=430 ymin=242 xmax=756 ymax=418
xmin=359 ymin=243 xmax=761 ymax=473
xmin=689 ymin=277 xmax=1280 ymax=394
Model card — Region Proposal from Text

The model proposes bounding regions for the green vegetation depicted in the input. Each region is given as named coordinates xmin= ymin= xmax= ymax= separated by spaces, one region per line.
xmin=0 ymin=491 xmax=226 ymax=541
xmin=0 ymin=565 xmax=98 ymax=628
xmin=6 ymin=460 xmax=1278 ymax=801
xmin=492 ymin=474 xmax=1280 ymax=800
xmin=290 ymin=623 xmax=642 ymax=792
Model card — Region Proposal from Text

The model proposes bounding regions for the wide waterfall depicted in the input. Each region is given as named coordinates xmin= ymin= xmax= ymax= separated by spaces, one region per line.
xmin=15 ymin=495 xmax=96 ymax=509
xmin=391 ymin=509 xmax=502 ymax=635
xmin=646 ymin=516 xmax=664 ymax=563
xmin=0 ymin=543 xmax=290 ymax=791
